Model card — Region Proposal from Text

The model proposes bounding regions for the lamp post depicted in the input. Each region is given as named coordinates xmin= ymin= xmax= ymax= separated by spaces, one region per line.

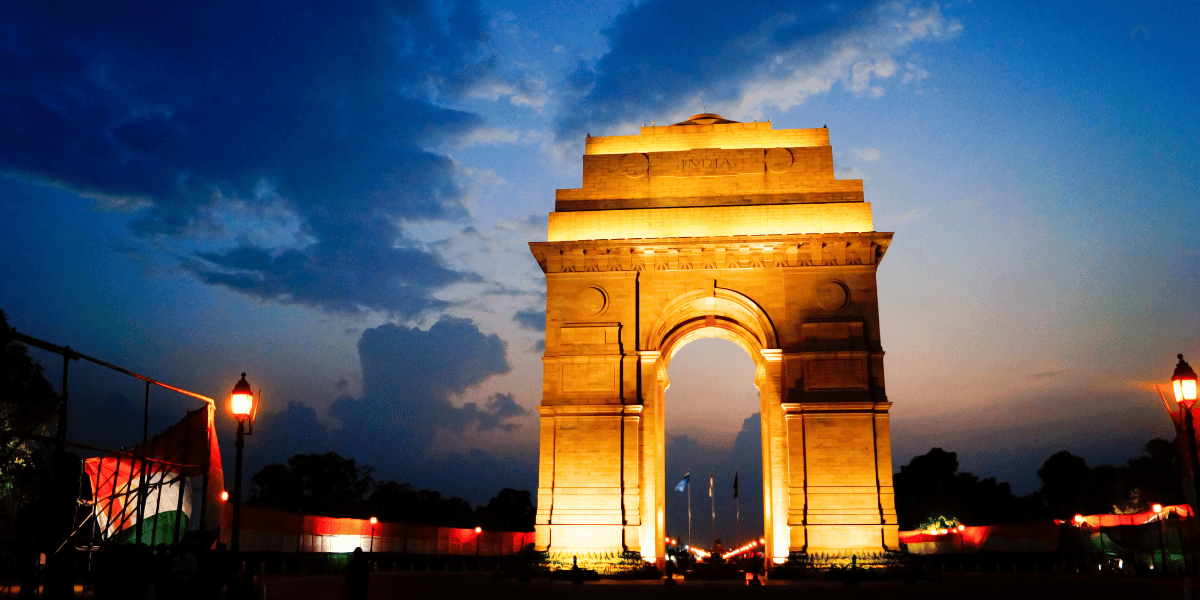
xmin=1154 ymin=504 xmax=1168 ymax=574
xmin=370 ymin=517 xmax=378 ymax=554
xmin=1172 ymin=356 xmax=1200 ymax=511
xmin=1073 ymin=514 xmax=1087 ymax=571
xmin=1170 ymin=355 xmax=1199 ymax=582
xmin=229 ymin=373 xmax=257 ymax=555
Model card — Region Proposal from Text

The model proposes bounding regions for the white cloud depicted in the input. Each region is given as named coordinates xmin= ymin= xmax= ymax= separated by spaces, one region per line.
xmin=468 ymin=76 xmax=549 ymax=108
xmin=854 ymin=148 xmax=882 ymax=161
xmin=720 ymin=3 xmax=961 ymax=120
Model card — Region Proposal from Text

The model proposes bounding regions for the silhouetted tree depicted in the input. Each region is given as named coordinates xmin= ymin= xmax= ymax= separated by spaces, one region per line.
xmin=476 ymin=488 xmax=534 ymax=532
xmin=1124 ymin=437 xmax=1185 ymax=508
xmin=250 ymin=463 xmax=302 ymax=509
xmin=894 ymin=447 xmax=1021 ymax=529
xmin=0 ymin=309 xmax=58 ymax=533
xmin=248 ymin=452 xmax=373 ymax=517
xmin=1036 ymin=450 xmax=1092 ymax=518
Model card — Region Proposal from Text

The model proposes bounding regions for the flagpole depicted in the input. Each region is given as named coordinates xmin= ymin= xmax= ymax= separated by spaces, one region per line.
xmin=687 ymin=470 xmax=692 ymax=551
xmin=735 ymin=470 xmax=740 ymax=547
xmin=710 ymin=471 xmax=715 ymax=552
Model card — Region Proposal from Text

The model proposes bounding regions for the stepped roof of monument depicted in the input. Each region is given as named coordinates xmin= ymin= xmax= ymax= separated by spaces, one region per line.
xmin=672 ymin=113 xmax=740 ymax=126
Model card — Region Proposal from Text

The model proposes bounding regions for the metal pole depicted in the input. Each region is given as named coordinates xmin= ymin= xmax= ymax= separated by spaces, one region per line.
xmin=1159 ymin=514 xmax=1169 ymax=575
xmin=1187 ymin=407 xmax=1200 ymax=580
xmin=231 ymin=420 xmax=245 ymax=555
xmin=710 ymin=472 xmax=715 ymax=553
xmin=55 ymin=352 xmax=70 ymax=457
xmin=135 ymin=380 xmax=150 ymax=545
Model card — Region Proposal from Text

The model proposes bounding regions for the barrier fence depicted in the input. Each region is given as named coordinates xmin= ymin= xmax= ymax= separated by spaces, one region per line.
xmin=219 ymin=504 xmax=535 ymax=556
xmin=899 ymin=504 xmax=1198 ymax=574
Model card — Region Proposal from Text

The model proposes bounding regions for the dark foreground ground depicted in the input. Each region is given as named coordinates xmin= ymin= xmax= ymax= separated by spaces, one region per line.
xmin=260 ymin=571 xmax=1191 ymax=600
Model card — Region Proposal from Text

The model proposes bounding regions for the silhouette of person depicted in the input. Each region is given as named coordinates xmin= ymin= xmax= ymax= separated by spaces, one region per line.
xmin=344 ymin=547 xmax=370 ymax=600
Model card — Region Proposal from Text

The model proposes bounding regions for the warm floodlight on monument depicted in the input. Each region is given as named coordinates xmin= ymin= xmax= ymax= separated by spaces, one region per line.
xmin=228 ymin=372 xmax=259 ymax=555
xmin=528 ymin=113 xmax=898 ymax=572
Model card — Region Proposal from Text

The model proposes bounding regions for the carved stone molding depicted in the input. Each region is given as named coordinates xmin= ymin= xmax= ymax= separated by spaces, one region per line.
xmin=529 ymin=232 xmax=892 ymax=274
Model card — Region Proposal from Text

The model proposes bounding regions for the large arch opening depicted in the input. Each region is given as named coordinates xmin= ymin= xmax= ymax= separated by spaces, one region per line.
xmin=663 ymin=336 xmax=763 ymax=561
xmin=637 ymin=286 xmax=789 ymax=566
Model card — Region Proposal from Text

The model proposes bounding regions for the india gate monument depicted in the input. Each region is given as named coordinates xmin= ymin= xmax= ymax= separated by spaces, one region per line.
xmin=528 ymin=113 xmax=897 ymax=568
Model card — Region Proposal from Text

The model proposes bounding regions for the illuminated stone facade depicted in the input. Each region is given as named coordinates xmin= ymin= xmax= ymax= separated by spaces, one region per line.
xmin=528 ymin=114 xmax=898 ymax=566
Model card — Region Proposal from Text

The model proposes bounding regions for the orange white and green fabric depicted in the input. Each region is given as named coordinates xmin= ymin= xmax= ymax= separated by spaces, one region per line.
xmin=83 ymin=405 xmax=224 ymax=545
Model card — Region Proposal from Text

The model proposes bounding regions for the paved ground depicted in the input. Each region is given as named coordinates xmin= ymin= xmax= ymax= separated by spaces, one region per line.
xmin=263 ymin=571 xmax=1191 ymax=600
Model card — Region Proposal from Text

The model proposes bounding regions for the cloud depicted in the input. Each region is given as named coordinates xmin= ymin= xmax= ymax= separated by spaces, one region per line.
xmin=1028 ymin=369 xmax=1070 ymax=380
xmin=445 ymin=392 xmax=528 ymax=432
xmin=0 ymin=0 xmax=501 ymax=318
xmin=853 ymin=148 xmax=882 ymax=161
xmin=231 ymin=315 xmax=530 ymax=503
xmin=512 ymin=308 xmax=546 ymax=332
xmin=328 ymin=316 xmax=514 ymax=461
xmin=556 ymin=0 xmax=960 ymax=138
xmin=890 ymin=206 xmax=932 ymax=225
xmin=468 ymin=75 xmax=549 ymax=108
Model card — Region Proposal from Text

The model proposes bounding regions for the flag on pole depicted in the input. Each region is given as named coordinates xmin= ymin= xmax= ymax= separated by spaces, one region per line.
xmin=83 ymin=405 xmax=223 ymax=544
xmin=708 ymin=472 xmax=714 ymax=497
xmin=733 ymin=471 xmax=739 ymax=498
xmin=675 ymin=472 xmax=690 ymax=492
xmin=85 ymin=458 xmax=192 ymax=543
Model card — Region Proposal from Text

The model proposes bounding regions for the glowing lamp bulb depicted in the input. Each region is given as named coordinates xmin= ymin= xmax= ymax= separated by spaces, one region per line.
xmin=220 ymin=490 xmax=229 ymax=502
xmin=475 ymin=526 xmax=482 ymax=533
xmin=957 ymin=524 xmax=965 ymax=531
xmin=370 ymin=517 xmax=378 ymax=525
xmin=231 ymin=373 xmax=254 ymax=420
xmin=1074 ymin=514 xmax=1084 ymax=525
xmin=1173 ymin=355 xmax=1198 ymax=405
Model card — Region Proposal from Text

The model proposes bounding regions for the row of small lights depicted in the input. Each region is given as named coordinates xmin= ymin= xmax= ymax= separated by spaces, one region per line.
xmin=1072 ymin=503 xmax=1176 ymax=526
xmin=664 ymin=538 xmax=711 ymax=558
xmin=926 ymin=524 xmax=966 ymax=535
xmin=721 ymin=537 xmax=767 ymax=560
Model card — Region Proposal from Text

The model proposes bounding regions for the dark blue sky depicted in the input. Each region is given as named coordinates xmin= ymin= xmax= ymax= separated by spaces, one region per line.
xmin=2 ymin=0 xmax=1198 ymax=542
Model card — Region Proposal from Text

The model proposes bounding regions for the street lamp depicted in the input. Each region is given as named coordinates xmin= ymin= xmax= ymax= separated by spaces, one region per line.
xmin=475 ymin=526 xmax=482 ymax=559
xmin=229 ymin=373 xmax=258 ymax=555
xmin=370 ymin=517 xmax=378 ymax=553
xmin=1171 ymin=356 xmax=1200 ymax=517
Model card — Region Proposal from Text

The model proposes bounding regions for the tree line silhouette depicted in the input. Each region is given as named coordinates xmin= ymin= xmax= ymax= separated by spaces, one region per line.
xmin=248 ymin=452 xmax=535 ymax=532
xmin=895 ymin=440 xmax=1185 ymax=530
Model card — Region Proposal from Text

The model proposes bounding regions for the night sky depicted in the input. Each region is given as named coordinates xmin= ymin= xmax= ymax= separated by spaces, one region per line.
xmin=2 ymin=0 xmax=1197 ymax=544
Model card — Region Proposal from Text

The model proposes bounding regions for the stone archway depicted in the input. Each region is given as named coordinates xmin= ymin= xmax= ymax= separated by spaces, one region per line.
xmin=528 ymin=113 xmax=898 ymax=569
xmin=638 ymin=286 xmax=787 ymax=564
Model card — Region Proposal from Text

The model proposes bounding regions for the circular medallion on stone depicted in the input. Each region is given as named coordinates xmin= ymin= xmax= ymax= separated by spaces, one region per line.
xmin=622 ymin=153 xmax=649 ymax=178
xmin=575 ymin=286 xmax=609 ymax=317
xmin=814 ymin=280 xmax=849 ymax=311
xmin=765 ymin=147 xmax=793 ymax=173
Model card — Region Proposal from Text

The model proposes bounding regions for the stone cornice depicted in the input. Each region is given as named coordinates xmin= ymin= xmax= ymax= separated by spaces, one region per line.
xmin=529 ymin=232 xmax=892 ymax=274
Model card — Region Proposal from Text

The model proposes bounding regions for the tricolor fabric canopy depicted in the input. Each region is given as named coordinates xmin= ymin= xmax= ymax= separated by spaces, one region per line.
xmin=83 ymin=404 xmax=224 ymax=545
